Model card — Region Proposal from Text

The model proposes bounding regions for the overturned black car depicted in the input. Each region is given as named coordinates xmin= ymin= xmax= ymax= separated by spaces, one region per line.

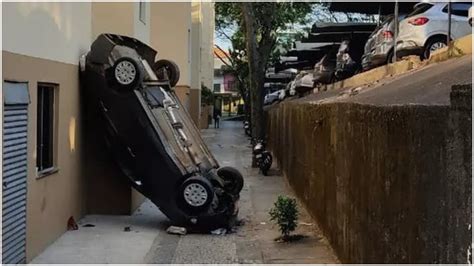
xmin=80 ymin=34 xmax=243 ymax=230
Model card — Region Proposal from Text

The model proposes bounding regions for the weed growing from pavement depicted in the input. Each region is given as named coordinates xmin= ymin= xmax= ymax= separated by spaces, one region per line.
xmin=269 ymin=195 xmax=299 ymax=241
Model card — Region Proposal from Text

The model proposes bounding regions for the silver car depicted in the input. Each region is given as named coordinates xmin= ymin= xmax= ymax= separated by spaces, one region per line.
xmin=362 ymin=14 xmax=406 ymax=70
xmin=396 ymin=2 xmax=472 ymax=60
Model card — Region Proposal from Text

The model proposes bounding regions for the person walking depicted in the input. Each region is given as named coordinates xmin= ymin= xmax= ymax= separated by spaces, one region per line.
xmin=213 ymin=108 xmax=221 ymax=128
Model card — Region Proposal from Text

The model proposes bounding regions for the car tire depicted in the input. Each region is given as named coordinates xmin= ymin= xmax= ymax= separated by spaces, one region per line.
xmin=423 ymin=36 xmax=447 ymax=60
xmin=109 ymin=57 xmax=144 ymax=92
xmin=153 ymin=59 xmax=180 ymax=87
xmin=179 ymin=176 xmax=214 ymax=212
xmin=217 ymin=166 xmax=244 ymax=195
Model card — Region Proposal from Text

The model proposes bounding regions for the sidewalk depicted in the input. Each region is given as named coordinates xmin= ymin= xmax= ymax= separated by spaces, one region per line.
xmin=31 ymin=120 xmax=338 ymax=264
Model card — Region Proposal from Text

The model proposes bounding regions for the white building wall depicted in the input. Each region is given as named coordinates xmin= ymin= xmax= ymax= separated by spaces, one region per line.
xmin=2 ymin=2 xmax=92 ymax=65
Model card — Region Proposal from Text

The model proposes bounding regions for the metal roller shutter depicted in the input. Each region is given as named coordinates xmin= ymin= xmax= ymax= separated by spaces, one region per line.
xmin=2 ymin=81 xmax=29 ymax=264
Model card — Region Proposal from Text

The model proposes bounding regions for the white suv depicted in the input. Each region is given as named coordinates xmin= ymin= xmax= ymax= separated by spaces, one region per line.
xmin=396 ymin=2 xmax=472 ymax=59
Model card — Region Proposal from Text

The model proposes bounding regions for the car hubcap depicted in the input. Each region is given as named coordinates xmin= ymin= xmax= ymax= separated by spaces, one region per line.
xmin=430 ymin=42 xmax=446 ymax=53
xmin=115 ymin=61 xmax=136 ymax=85
xmin=183 ymin=183 xmax=208 ymax=207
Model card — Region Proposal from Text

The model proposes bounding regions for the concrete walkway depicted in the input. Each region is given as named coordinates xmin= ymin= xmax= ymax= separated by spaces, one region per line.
xmin=32 ymin=120 xmax=338 ymax=263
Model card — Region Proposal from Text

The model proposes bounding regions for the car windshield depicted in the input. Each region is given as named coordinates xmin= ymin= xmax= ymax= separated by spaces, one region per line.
xmin=406 ymin=3 xmax=433 ymax=18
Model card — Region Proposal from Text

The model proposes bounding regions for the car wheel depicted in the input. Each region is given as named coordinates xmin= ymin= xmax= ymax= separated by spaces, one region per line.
xmin=179 ymin=176 xmax=214 ymax=212
xmin=153 ymin=59 xmax=180 ymax=87
xmin=217 ymin=166 xmax=244 ymax=195
xmin=423 ymin=37 xmax=447 ymax=59
xmin=111 ymin=57 xmax=142 ymax=91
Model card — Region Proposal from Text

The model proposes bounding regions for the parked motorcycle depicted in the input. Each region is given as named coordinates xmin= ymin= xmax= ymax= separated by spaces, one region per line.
xmin=243 ymin=121 xmax=251 ymax=137
xmin=252 ymin=139 xmax=272 ymax=176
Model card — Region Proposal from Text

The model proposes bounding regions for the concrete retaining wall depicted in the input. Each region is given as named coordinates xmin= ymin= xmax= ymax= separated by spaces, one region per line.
xmin=267 ymin=85 xmax=471 ymax=263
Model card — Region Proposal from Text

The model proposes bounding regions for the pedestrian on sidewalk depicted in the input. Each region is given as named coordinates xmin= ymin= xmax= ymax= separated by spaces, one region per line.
xmin=213 ymin=108 xmax=221 ymax=128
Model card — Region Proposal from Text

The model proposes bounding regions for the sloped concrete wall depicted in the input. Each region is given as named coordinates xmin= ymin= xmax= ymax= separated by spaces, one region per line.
xmin=267 ymin=85 xmax=471 ymax=263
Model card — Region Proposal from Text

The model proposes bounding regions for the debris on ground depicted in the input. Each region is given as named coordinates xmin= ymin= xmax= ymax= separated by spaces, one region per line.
xmin=299 ymin=222 xmax=313 ymax=226
xmin=67 ymin=216 xmax=78 ymax=231
xmin=83 ymin=224 xmax=96 ymax=227
xmin=260 ymin=222 xmax=266 ymax=225
xmin=124 ymin=226 xmax=131 ymax=232
xmin=166 ymin=226 xmax=187 ymax=235
xmin=210 ymin=228 xmax=227 ymax=235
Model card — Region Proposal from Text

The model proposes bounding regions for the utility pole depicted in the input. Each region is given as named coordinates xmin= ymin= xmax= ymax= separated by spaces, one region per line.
xmin=393 ymin=1 xmax=399 ymax=63
xmin=447 ymin=1 xmax=452 ymax=46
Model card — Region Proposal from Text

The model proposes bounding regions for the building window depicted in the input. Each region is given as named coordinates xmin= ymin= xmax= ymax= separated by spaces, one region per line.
xmin=37 ymin=84 xmax=57 ymax=175
xmin=139 ymin=2 xmax=146 ymax=24
xmin=213 ymin=84 xmax=221 ymax=92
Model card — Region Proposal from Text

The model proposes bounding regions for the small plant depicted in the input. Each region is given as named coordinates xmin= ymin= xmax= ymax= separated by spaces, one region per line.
xmin=269 ymin=195 xmax=299 ymax=241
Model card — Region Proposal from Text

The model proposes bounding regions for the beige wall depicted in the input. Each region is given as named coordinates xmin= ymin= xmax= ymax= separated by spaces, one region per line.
xmin=90 ymin=2 xmax=146 ymax=214
xmin=3 ymin=51 xmax=86 ymax=262
xmin=150 ymin=2 xmax=192 ymax=87
xmin=91 ymin=2 xmax=134 ymax=40
xmin=2 ymin=2 xmax=92 ymax=261
xmin=2 ymin=2 xmax=91 ymax=65
xmin=200 ymin=2 xmax=215 ymax=91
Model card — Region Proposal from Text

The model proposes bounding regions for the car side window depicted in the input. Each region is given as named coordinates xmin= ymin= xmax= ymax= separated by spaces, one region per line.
xmin=442 ymin=3 xmax=472 ymax=17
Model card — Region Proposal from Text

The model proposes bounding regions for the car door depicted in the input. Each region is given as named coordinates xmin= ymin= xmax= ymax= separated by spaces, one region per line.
xmin=445 ymin=3 xmax=472 ymax=39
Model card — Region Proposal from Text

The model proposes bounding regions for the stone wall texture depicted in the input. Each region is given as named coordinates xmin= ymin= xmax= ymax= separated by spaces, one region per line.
xmin=267 ymin=85 xmax=472 ymax=263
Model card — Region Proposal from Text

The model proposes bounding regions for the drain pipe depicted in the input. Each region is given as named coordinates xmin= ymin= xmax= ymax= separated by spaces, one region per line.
xmin=393 ymin=1 xmax=399 ymax=63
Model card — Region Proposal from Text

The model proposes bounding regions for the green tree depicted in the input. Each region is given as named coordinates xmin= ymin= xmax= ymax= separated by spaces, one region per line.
xmin=216 ymin=2 xmax=314 ymax=139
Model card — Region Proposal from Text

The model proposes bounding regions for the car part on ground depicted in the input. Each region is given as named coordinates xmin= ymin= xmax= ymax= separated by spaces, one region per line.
xmin=362 ymin=14 xmax=407 ymax=71
xmin=396 ymin=2 xmax=472 ymax=60
xmin=80 ymin=34 xmax=243 ymax=230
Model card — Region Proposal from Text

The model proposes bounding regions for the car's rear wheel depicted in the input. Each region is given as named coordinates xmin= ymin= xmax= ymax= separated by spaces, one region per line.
xmin=153 ymin=59 xmax=180 ymax=87
xmin=217 ymin=167 xmax=244 ymax=195
xmin=424 ymin=37 xmax=447 ymax=59
xmin=109 ymin=57 xmax=143 ymax=92
xmin=179 ymin=176 xmax=214 ymax=212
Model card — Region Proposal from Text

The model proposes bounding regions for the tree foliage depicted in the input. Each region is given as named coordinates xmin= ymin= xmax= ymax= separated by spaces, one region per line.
xmin=215 ymin=2 xmax=314 ymax=139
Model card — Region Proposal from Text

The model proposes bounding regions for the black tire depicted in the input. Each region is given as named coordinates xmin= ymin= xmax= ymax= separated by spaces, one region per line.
xmin=178 ymin=176 xmax=214 ymax=212
xmin=153 ymin=59 xmax=180 ymax=87
xmin=217 ymin=166 xmax=244 ymax=195
xmin=109 ymin=57 xmax=143 ymax=92
xmin=423 ymin=36 xmax=447 ymax=60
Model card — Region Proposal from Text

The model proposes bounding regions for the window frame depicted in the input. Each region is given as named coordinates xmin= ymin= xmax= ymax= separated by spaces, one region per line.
xmin=139 ymin=1 xmax=146 ymax=24
xmin=36 ymin=83 xmax=59 ymax=178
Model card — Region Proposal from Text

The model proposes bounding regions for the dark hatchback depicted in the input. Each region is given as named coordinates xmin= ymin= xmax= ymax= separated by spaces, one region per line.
xmin=80 ymin=34 xmax=243 ymax=230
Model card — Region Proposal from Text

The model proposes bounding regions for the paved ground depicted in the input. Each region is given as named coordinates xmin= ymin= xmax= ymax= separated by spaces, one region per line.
xmin=32 ymin=120 xmax=337 ymax=263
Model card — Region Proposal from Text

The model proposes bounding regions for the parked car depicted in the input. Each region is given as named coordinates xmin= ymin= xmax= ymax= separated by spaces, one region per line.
xmin=362 ymin=14 xmax=407 ymax=71
xmin=264 ymin=90 xmax=281 ymax=105
xmin=469 ymin=6 xmax=473 ymax=26
xmin=334 ymin=33 xmax=371 ymax=80
xmin=396 ymin=2 xmax=472 ymax=59
xmin=293 ymin=71 xmax=314 ymax=95
xmin=80 ymin=34 xmax=243 ymax=230
xmin=313 ymin=47 xmax=338 ymax=86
